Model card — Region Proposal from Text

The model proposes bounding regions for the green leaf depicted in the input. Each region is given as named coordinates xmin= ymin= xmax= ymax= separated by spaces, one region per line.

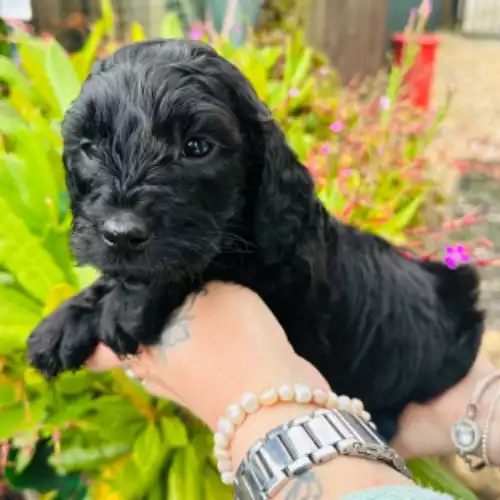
xmin=42 ymin=230 xmax=77 ymax=287
xmin=191 ymin=430 xmax=212 ymax=462
xmin=101 ymin=0 xmax=116 ymax=38
xmin=130 ymin=22 xmax=147 ymax=43
xmin=18 ymin=38 xmax=63 ymax=116
xmin=18 ymin=38 xmax=80 ymax=118
xmin=0 ymin=382 xmax=17 ymax=408
xmin=203 ymin=465 xmax=232 ymax=500
xmin=44 ymin=394 xmax=94 ymax=426
xmin=87 ymin=395 xmax=146 ymax=442
xmin=378 ymin=194 xmax=424 ymax=235
xmin=161 ymin=13 xmax=185 ymax=39
xmin=409 ymin=458 xmax=478 ymax=500
xmin=72 ymin=20 xmax=105 ymax=82
xmin=0 ymin=403 xmax=26 ymax=440
xmin=132 ymin=423 xmax=166 ymax=485
xmin=49 ymin=442 xmax=130 ymax=473
xmin=0 ymin=152 xmax=58 ymax=233
xmin=290 ymin=48 xmax=313 ymax=88
xmin=55 ymin=371 xmax=95 ymax=395
xmin=0 ymin=197 xmax=65 ymax=302
xmin=74 ymin=266 xmax=101 ymax=290
xmin=159 ymin=416 xmax=188 ymax=448
xmin=0 ymin=55 xmax=34 ymax=99
xmin=0 ymin=286 xmax=42 ymax=353
xmin=0 ymin=154 xmax=42 ymax=233
xmin=166 ymin=445 xmax=202 ymax=500
xmin=15 ymin=446 xmax=36 ymax=474
xmin=0 ymin=103 xmax=27 ymax=135
xmin=146 ymin=480 xmax=164 ymax=500
xmin=43 ymin=40 xmax=81 ymax=115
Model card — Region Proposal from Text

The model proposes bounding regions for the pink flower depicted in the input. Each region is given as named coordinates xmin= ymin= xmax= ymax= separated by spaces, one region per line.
xmin=320 ymin=144 xmax=330 ymax=154
xmin=379 ymin=96 xmax=391 ymax=110
xmin=233 ymin=23 xmax=242 ymax=32
xmin=288 ymin=88 xmax=300 ymax=98
xmin=189 ymin=29 xmax=203 ymax=41
xmin=319 ymin=66 xmax=329 ymax=77
xmin=329 ymin=121 xmax=344 ymax=133
xmin=421 ymin=0 xmax=433 ymax=18
xmin=339 ymin=169 xmax=353 ymax=179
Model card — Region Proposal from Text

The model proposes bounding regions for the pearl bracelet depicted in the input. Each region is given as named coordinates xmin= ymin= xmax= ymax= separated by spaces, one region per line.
xmin=212 ymin=383 xmax=372 ymax=485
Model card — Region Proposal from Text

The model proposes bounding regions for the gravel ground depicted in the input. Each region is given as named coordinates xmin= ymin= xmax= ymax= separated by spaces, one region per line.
xmin=431 ymin=32 xmax=500 ymax=330
xmin=431 ymin=32 xmax=500 ymax=500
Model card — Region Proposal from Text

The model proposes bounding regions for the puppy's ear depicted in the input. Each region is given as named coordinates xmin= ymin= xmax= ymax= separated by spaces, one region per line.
xmin=253 ymin=120 xmax=317 ymax=264
xmin=207 ymin=58 xmax=318 ymax=264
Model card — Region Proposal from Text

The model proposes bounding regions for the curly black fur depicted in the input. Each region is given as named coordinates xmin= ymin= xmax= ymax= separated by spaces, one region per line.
xmin=27 ymin=39 xmax=484 ymax=440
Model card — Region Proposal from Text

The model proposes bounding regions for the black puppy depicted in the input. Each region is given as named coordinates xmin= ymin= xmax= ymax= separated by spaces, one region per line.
xmin=28 ymin=39 xmax=484 ymax=439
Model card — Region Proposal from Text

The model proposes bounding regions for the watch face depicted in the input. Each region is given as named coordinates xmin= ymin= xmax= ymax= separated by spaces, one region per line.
xmin=451 ymin=418 xmax=482 ymax=454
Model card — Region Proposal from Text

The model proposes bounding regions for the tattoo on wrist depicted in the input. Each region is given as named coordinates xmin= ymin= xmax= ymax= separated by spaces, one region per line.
xmin=284 ymin=471 xmax=324 ymax=499
xmin=160 ymin=292 xmax=200 ymax=363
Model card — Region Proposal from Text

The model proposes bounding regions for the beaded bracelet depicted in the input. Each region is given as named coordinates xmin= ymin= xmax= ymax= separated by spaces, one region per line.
xmin=212 ymin=383 xmax=372 ymax=484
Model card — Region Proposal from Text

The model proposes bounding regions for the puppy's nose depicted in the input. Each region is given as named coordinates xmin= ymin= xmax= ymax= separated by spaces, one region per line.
xmin=101 ymin=212 xmax=149 ymax=249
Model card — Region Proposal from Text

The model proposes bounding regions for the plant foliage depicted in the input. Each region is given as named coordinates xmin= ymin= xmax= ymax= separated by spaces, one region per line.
xmin=0 ymin=1 xmax=476 ymax=498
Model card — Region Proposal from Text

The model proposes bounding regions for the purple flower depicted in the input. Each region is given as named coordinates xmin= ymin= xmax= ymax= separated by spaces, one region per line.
xmin=320 ymin=145 xmax=330 ymax=154
xmin=329 ymin=121 xmax=344 ymax=133
xmin=288 ymin=88 xmax=300 ymax=98
xmin=233 ymin=23 xmax=242 ymax=32
xmin=379 ymin=96 xmax=391 ymax=110
xmin=444 ymin=245 xmax=470 ymax=269
xmin=189 ymin=29 xmax=203 ymax=41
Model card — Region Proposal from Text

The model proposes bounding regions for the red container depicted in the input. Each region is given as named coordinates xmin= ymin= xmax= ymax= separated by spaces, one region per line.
xmin=391 ymin=33 xmax=441 ymax=110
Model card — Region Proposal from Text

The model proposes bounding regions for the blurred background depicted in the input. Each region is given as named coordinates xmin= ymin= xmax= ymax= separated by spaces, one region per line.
xmin=1 ymin=0 xmax=500 ymax=499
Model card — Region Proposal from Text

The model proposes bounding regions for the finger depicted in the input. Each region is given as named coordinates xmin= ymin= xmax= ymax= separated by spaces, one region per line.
xmin=86 ymin=344 xmax=123 ymax=371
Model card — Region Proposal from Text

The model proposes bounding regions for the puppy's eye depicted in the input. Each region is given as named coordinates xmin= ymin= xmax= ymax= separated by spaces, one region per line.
xmin=182 ymin=139 xmax=213 ymax=158
xmin=80 ymin=140 xmax=98 ymax=158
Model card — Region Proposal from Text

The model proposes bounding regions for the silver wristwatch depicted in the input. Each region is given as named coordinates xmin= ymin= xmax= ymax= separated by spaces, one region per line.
xmin=234 ymin=408 xmax=411 ymax=500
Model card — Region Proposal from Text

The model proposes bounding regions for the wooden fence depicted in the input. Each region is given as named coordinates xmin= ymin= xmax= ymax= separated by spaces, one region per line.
xmin=30 ymin=0 xmax=159 ymax=38
xmin=31 ymin=0 xmax=390 ymax=80
xmin=306 ymin=0 xmax=388 ymax=83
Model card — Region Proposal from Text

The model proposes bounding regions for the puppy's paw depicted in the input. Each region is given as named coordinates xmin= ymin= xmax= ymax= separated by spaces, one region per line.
xmin=100 ymin=286 xmax=141 ymax=357
xmin=28 ymin=313 xmax=65 ymax=379
xmin=28 ymin=301 xmax=99 ymax=378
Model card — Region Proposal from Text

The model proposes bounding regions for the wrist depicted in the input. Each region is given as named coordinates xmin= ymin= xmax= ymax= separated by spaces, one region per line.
xmin=443 ymin=358 xmax=500 ymax=467
xmin=474 ymin=374 xmax=500 ymax=465
xmin=391 ymin=357 xmax=500 ymax=463
xmin=201 ymin=359 xmax=329 ymax=431
xmin=230 ymin=403 xmax=319 ymax=467
xmin=230 ymin=403 xmax=413 ymax=499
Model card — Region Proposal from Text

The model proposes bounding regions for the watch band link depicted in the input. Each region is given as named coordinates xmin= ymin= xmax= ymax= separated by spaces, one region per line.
xmin=234 ymin=408 xmax=411 ymax=500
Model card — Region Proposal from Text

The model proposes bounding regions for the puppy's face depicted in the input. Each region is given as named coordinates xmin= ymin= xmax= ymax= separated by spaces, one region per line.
xmin=62 ymin=41 xmax=255 ymax=280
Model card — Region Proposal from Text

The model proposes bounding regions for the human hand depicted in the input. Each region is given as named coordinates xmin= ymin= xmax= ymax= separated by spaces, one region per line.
xmin=391 ymin=356 xmax=500 ymax=466
xmin=87 ymin=281 xmax=500 ymax=467
xmin=86 ymin=281 xmax=329 ymax=430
